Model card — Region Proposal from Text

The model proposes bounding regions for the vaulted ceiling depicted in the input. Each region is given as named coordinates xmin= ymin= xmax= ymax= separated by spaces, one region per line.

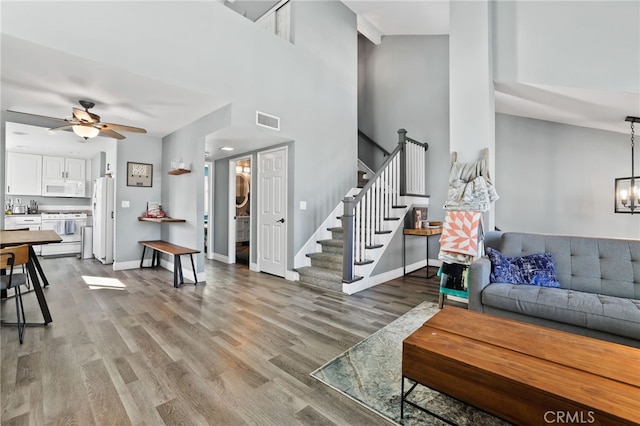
xmin=2 ymin=1 xmax=638 ymax=160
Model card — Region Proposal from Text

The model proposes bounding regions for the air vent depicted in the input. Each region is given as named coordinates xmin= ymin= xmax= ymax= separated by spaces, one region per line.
xmin=256 ymin=111 xmax=280 ymax=131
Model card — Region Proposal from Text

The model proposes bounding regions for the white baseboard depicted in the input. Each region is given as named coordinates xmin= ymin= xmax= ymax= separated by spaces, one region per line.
xmin=114 ymin=258 xmax=204 ymax=283
xmin=212 ymin=253 xmax=231 ymax=264
xmin=342 ymin=277 xmax=375 ymax=294
xmin=250 ymin=262 xmax=259 ymax=272
xmin=347 ymin=259 xmax=441 ymax=294
xmin=428 ymin=259 xmax=443 ymax=268
xmin=285 ymin=270 xmax=299 ymax=281
xmin=113 ymin=259 xmax=154 ymax=270
xmin=160 ymin=259 xmax=205 ymax=283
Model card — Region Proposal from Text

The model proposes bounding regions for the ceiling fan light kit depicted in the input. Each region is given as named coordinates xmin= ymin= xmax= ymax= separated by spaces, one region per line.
xmin=72 ymin=124 xmax=100 ymax=140
xmin=8 ymin=100 xmax=147 ymax=140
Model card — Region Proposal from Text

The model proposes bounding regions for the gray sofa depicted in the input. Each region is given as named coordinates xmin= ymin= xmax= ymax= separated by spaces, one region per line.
xmin=468 ymin=232 xmax=640 ymax=348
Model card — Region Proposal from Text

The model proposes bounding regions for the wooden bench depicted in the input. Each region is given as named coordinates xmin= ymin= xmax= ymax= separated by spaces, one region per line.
xmin=139 ymin=240 xmax=200 ymax=288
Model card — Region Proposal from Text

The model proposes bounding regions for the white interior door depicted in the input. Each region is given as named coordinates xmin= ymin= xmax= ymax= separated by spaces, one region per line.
xmin=258 ymin=147 xmax=287 ymax=277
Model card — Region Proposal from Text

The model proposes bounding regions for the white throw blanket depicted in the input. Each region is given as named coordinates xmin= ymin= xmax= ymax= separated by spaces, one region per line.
xmin=443 ymin=149 xmax=499 ymax=212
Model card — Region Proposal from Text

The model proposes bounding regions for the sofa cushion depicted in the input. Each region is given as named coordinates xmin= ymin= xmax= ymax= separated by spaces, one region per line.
xmin=482 ymin=283 xmax=640 ymax=340
xmin=486 ymin=247 xmax=560 ymax=288
xmin=499 ymin=233 xmax=640 ymax=298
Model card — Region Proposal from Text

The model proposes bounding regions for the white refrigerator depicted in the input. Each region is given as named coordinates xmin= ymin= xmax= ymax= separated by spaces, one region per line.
xmin=93 ymin=177 xmax=114 ymax=264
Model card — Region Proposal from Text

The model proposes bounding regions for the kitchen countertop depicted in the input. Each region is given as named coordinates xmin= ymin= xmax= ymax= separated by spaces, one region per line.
xmin=6 ymin=211 xmax=92 ymax=216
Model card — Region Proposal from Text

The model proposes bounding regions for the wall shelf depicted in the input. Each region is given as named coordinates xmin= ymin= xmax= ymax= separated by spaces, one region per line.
xmin=168 ymin=168 xmax=191 ymax=175
xmin=138 ymin=217 xmax=186 ymax=223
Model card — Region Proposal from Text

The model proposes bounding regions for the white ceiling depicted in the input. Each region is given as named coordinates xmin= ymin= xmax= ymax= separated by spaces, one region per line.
xmin=342 ymin=0 xmax=449 ymax=35
xmin=6 ymin=122 xmax=116 ymax=160
xmin=1 ymin=1 xmax=637 ymax=162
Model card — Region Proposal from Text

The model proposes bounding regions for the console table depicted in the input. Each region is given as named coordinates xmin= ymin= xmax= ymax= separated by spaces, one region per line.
xmin=402 ymin=227 xmax=442 ymax=278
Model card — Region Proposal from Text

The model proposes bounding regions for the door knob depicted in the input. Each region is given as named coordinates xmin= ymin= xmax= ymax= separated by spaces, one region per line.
xmin=276 ymin=218 xmax=285 ymax=223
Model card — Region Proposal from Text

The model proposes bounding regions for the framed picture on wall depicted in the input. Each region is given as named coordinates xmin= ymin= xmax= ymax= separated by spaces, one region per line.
xmin=127 ymin=162 xmax=153 ymax=187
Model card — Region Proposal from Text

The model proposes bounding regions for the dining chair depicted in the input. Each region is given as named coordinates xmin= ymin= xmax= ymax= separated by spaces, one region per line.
xmin=0 ymin=244 xmax=30 ymax=344
xmin=4 ymin=229 xmax=30 ymax=285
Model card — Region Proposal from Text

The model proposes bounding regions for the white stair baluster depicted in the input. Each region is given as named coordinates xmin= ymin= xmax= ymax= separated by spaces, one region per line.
xmin=355 ymin=200 xmax=361 ymax=262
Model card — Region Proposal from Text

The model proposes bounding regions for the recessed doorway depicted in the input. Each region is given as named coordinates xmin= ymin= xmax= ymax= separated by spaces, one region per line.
xmin=228 ymin=156 xmax=252 ymax=266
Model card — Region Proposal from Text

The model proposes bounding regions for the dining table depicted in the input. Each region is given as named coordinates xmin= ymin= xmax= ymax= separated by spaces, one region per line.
xmin=0 ymin=229 xmax=62 ymax=325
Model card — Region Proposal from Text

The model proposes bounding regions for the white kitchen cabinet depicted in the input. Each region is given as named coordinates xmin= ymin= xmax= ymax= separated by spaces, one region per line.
xmin=16 ymin=215 xmax=42 ymax=255
xmin=6 ymin=152 xmax=43 ymax=196
xmin=4 ymin=216 xmax=17 ymax=230
xmin=66 ymin=158 xmax=86 ymax=180
xmin=2 ymin=215 xmax=41 ymax=254
xmin=43 ymin=156 xmax=86 ymax=180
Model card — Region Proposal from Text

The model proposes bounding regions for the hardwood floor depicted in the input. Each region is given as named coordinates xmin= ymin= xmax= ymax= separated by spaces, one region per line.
xmin=1 ymin=256 xmax=457 ymax=425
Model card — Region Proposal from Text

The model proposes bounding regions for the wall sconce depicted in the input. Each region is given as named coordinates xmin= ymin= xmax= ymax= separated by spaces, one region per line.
xmin=615 ymin=116 xmax=640 ymax=214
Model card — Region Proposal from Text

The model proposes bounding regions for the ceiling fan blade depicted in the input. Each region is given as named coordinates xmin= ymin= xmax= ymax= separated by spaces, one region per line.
xmin=7 ymin=109 xmax=68 ymax=122
xmin=98 ymin=128 xmax=126 ymax=140
xmin=49 ymin=125 xmax=74 ymax=132
xmin=98 ymin=122 xmax=147 ymax=134
xmin=72 ymin=107 xmax=99 ymax=124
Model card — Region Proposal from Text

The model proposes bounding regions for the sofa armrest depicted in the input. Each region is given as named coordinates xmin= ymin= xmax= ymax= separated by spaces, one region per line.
xmin=468 ymin=257 xmax=492 ymax=312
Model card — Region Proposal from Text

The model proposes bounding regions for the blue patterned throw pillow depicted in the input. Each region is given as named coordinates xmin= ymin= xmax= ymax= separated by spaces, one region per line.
xmin=486 ymin=247 xmax=560 ymax=288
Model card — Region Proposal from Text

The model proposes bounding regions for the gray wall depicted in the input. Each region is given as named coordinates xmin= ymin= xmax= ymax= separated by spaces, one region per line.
xmin=2 ymin=1 xmax=358 ymax=277
xmin=114 ymin=133 xmax=163 ymax=264
xmin=493 ymin=1 xmax=639 ymax=92
xmin=197 ymin=1 xmax=359 ymax=271
xmin=495 ymin=114 xmax=640 ymax=239
xmin=91 ymin=152 xmax=106 ymax=180
xmin=161 ymin=106 xmax=232 ymax=274
xmin=358 ymin=35 xmax=450 ymax=275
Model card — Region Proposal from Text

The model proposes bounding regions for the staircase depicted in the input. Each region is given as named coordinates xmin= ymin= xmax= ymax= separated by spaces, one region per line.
xmin=296 ymin=129 xmax=429 ymax=294
xmin=297 ymin=227 xmax=345 ymax=291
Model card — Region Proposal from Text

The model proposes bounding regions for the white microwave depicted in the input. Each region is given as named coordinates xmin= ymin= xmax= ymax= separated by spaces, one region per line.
xmin=42 ymin=179 xmax=86 ymax=197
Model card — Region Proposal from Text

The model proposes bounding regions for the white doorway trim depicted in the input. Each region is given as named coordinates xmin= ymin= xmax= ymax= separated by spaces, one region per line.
xmin=205 ymin=161 xmax=214 ymax=260
xmin=227 ymin=155 xmax=252 ymax=265
xmin=256 ymin=146 xmax=288 ymax=278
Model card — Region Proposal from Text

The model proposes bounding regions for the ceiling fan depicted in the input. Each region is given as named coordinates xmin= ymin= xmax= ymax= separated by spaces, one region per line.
xmin=9 ymin=100 xmax=147 ymax=140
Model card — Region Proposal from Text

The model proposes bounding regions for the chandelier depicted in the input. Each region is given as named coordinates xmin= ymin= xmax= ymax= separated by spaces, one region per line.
xmin=615 ymin=116 xmax=640 ymax=214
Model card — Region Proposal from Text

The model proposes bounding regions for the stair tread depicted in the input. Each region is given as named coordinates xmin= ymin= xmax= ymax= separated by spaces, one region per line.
xmin=318 ymin=239 xmax=343 ymax=246
xmin=365 ymin=244 xmax=384 ymax=249
xmin=296 ymin=266 xmax=343 ymax=280
xmin=306 ymin=252 xmax=342 ymax=260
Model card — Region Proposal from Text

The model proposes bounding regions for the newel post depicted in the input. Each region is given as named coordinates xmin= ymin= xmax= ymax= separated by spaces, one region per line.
xmin=341 ymin=196 xmax=356 ymax=283
xmin=398 ymin=128 xmax=407 ymax=196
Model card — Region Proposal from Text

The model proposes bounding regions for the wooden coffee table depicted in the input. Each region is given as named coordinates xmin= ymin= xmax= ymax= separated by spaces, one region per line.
xmin=402 ymin=306 xmax=640 ymax=425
